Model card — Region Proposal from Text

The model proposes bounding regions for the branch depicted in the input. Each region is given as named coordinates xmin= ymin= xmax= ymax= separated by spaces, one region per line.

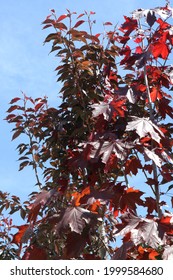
xmin=139 ymin=19 xmax=162 ymax=218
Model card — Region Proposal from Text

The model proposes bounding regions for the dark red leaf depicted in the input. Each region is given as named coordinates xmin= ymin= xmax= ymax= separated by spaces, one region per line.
xmin=73 ymin=20 xmax=85 ymax=28
xmin=54 ymin=22 xmax=67 ymax=30
xmin=42 ymin=24 xmax=52 ymax=30
xmin=35 ymin=102 xmax=44 ymax=111
xmin=145 ymin=197 xmax=157 ymax=215
xmin=7 ymin=105 xmax=19 ymax=113
xmin=22 ymin=244 xmax=47 ymax=260
xmin=63 ymin=232 xmax=88 ymax=259
xmin=6 ymin=114 xmax=16 ymax=121
xmin=55 ymin=206 xmax=97 ymax=235
xmin=104 ymin=22 xmax=113 ymax=26
xmin=120 ymin=16 xmax=138 ymax=36
xmin=9 ymin=97 xmax=21 ymax=104
xmin=146 ymin=11 xmax=156 ymax=27
xmin=158 ymin=97 xmax=173 ymax=119
xmin=120 ymin=188 xmax=144 ymax=211
xmin=125 ymin=156 xmax=142 ymax=175
xmin=27 ymin=190 xmax=55 ymax=223
xmin=112 ymin=241 xmax=134 ymax=260
xmin=12 ymin=129 xmax=23 ymax=141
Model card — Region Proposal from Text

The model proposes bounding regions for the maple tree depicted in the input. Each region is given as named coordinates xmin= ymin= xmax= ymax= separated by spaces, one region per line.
xmin=1 ymin=1 xmax=173 ymax=260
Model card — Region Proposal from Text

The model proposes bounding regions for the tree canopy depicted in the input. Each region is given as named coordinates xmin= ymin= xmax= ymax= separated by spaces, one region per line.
xmin=1 ymin=1 xmax=173 ymax=260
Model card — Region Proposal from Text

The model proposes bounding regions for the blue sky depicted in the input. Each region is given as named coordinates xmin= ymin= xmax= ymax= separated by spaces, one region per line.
xmin=0 ymin=0 xmax=170 ymax=220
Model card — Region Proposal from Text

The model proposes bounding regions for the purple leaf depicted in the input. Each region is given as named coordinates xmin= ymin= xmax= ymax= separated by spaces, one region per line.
xmin=55 ymin=207 xmax=97 ymax=235
xmin=115 ymin=211 xmax=162 ymax=248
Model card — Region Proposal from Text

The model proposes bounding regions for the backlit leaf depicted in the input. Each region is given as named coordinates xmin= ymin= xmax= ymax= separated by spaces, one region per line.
xmin=12 ymin=225 xmax=31 ymax=245
xmin=151 ymin=42 xmax=169 ymax=59
xmin=116 ymin=212 xmax=162 ymax=248
xmin=126 ymin=116 xmax=165 ymax=144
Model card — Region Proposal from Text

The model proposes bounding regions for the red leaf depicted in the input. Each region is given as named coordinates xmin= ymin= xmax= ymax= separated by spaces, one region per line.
xmin=150 ymin=86 xmax=162 ymax=102
xmin=77 ymin=13 xmax=85 ymax=19
xmin=42 ymin=24 xmax=52 ymax=30
xmin=111 ymin=186 xmax=144 ymax=212
xmin=120 ymin=16 xmax=137 ymax=36
xmin=73 ymin=20 xmax=85 ymax=28
xmin=35 ymin=102 xmax=44 ymax=111
xmin=88 ymin=139 xmax=132 ymax=164
xmin=91 ymin=98 xmax=126 ymax=120
xmin=145 ymin=197 xmax=158 ymax=215
xmin=57 ymin=14 xmax=68 ymax=22
xmin=110 ymin=98 xmax=127 ymax=118
xmin=9 ymin=97 xmax=21 ymax=104
xmin=125 ymin=156 xmax=142 ymax=175
xmin=27 ymin=190 xmax=55 ymax=223
xmin=7 ymin=105 xmax=19 ymax=113
xmin=42 ymin=18 xmax=54 ymax=25
xmin=112 ymin=241 xmax=134 ymax=260
xmin=158 ymin=97 xmax=173 ymax=119
xmin=6 ymin=114 xmax=16 ymax=121
xmin=54 ymin=22 xmax=67 ymax=30
xmin=160 ymin=216 xmax=172 ymax=225
xmin=22 ymin=244 xmax=47 ymax=260
xmin=157 ymin=18 xmax=170 ymax=29
xmin=121 ymin=188 xmax=144 ymax=211
xmin=12 ymin=128 xmax=23 ymax=141
xmin=12 ymin=225 xmax=30 ymax=245
xmin=151 ymin=42 xmax=169 ymax=59
xmin=134 ymin=37 xmax=143 ymax=43
xmin=55 ymin=206 xmax=97 ymax=234
xmin=63 ymin=232 xmax=88 ymax=259
xmin=135 ymin=46 xmax=143 ymax=54
xmin=95 ymin=33 xmax=101 ymax=38
xmin=104 ymin=22 xmax=113 ymax=26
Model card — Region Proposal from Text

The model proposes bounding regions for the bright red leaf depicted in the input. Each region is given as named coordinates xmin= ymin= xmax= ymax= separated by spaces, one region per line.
xmin=151 ymin=41 xmax=169 ymax=59
xmin=12 ymin=225 xmax=31 ymax=245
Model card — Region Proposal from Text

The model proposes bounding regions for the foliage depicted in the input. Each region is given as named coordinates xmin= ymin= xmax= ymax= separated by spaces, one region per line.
xmin=1 ymin=1 xmax=173 ymax=259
